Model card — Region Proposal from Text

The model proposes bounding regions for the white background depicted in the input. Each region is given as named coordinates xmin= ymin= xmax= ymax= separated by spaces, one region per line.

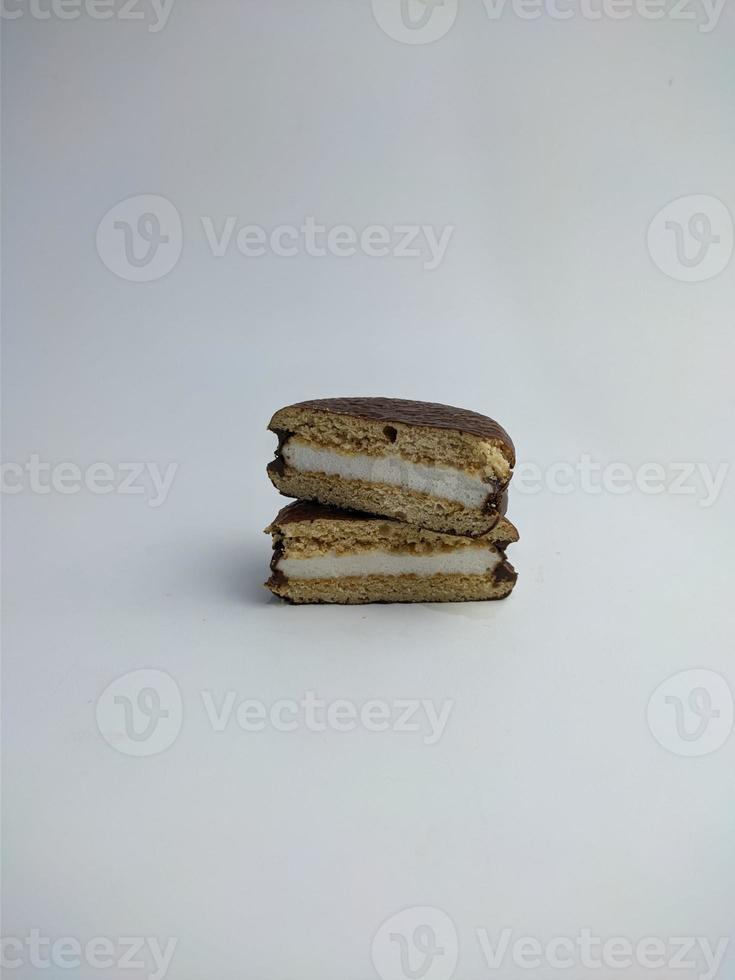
xmin=3 ymin=1 xmax=735 ymax=978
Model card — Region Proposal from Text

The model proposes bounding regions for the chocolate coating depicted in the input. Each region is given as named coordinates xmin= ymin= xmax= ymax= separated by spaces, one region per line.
xmin=491 ymin=559 xmax=518 ymax=584
xmin=269 ymin=397 xmax=515 ymax=466
xmin=266 ymin=567 xmax=289 ymax=592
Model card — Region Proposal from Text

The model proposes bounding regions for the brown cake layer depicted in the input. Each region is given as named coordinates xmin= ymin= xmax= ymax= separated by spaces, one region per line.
xmin=268 ymin=498 xmax=518 ymax=550
xmin=271 ymin=397 xmax=515 ymax=466
xmin=267 ymin=397 xmax=516 ymax=535
xmin=265 ymin=500 xmax=518 ymax=605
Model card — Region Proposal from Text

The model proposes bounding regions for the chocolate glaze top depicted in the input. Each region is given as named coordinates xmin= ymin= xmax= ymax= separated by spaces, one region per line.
xmin=269 ymin=494 xmax=509 ymax=529
xmin=270 ymin=397 xmax=515 ymax=466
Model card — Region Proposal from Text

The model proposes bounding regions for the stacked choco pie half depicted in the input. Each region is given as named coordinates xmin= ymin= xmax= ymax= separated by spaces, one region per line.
xmin=265 ymin=398 xmax=518 ymax=604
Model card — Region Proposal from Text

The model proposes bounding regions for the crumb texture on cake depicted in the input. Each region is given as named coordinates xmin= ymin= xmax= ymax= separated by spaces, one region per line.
xmin=282 ymin=440 xmax=498 ymax=508
xmin=266 ymin=499 xmax=519 ymax=555
xmin=268 ymin=466 xmax=510 ymax=537
xmin=264 ymin=401 xmax=519 ymax=605
xmin=271 ymin=397 xmax=515 ymax=454
xmin=269 ymin=398 xmax=514 ymax=483
xmin=264 ymin=499 xmax=518 ymax=604
xmin=267 ymin=569 xmax=517 ymax=604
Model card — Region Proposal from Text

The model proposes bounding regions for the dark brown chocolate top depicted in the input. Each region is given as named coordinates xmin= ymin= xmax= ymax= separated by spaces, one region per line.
xmin=271 ymin=398 xmax=515 ymax=466
xmin=270 ymin=499 xmax=390 ymax=527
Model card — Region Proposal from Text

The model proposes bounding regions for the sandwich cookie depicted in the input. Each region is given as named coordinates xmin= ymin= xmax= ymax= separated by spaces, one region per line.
xmin=266 ymin=500 xmax=518 ymax=604
xmin=268 ymin=397 xmax=515 ymax=536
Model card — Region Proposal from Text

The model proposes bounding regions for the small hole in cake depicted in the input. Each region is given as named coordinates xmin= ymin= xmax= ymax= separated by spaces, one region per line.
xmin=383 ymin=425 xmax=398 ymax=443
xmin=395 ymin=511 xmax=407 ymax=521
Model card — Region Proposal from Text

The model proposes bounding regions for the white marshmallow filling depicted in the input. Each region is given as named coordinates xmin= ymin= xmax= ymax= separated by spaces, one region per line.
xmin=278 ymin=548 xmax=501 ymax=581
xmin=281 ymin=441 xmax=494 ymax=510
